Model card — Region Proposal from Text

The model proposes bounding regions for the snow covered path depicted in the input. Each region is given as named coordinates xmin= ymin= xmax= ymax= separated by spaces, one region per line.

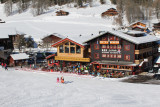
xmin=0 ymin=68 xmax=160 ymax=107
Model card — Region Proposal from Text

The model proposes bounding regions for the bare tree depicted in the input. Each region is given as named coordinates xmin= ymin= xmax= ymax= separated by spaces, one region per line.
xmin=4 ymin=0 xmax=13 ymax=16
xmin=31 ymin=0 xmax=50 ymax=16
xmin=153 ymin=0 xmax=160 ymax=19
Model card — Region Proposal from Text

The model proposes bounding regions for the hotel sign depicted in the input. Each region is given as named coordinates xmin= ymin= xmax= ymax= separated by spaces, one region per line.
xmin=110 ymin=41 xmax=119 ymax=44
xmin=100 ymin=41 xmax=119 ymax=45
xmin=100 ymin=41 xmax=109 ymax=44
xmin=102 ymin=49 xmax=121 ymax=54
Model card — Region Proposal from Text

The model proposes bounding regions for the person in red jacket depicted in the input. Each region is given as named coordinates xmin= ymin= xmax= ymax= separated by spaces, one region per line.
xmin=61 ymin=76 xmax=64 ymax=83
xmin=1 ymin=63 xmax=3 ymax=68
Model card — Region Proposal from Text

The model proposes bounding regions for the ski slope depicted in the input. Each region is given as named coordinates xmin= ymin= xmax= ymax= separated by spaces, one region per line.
xmin=0 ymin=1 xmax=116 ymax=41
xmin=0 ymin=68 xmax=160 ymax=107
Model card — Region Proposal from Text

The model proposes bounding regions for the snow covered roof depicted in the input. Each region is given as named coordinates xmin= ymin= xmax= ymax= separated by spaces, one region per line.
xmin=132 ymin=25 xmax=146 ymax=29
xmin=52 ymin=38 xmax=85 ymax=47
xmin=122 ymin=30 xmax=144 ymax=34
xmin=83 ymin=30 xmax=160 ymax=44
xmin=0 ymin=27 xmax=25 ymax=39
xmin=43 ymin=33 xmax=66 ymax=40
xmin=129 ymin=21 xmax=146 ymax=26
xmin=155 ymin=56 xmax=160 ymax=64
xmin=10 ymin=53 xmax=29 ymax=60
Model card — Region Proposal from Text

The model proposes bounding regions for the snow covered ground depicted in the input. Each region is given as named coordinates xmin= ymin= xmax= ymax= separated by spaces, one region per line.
xmin=0 ymin=67 xmax=160 ymax=107
xmin=0 ymin=1 xmax=116 ymax=42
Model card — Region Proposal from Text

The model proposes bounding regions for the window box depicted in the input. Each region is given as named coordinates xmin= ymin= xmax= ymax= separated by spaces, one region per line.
xmin=124 ymin=55 xmax=130 ymax=61
xmin=94 ymin=53 xmax=99 ymax=59
xmin=94 ymin=44 xmax=99 ymax=50
xmin=102 ymin=54 xmax=106 ymax=58
xmin=124 ymin=45 xmax=130 ymax=51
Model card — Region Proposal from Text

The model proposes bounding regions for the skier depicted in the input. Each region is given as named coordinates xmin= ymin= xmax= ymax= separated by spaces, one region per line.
xmin=4 ymin=63 xmax=8 ymax=70
xmin=61 ymin=76 xmax=64 ymax=83
xmin=1 ymin=63 xmax=3 ymax=68
xmin=57 ymin=77 xmax=59 ymax=83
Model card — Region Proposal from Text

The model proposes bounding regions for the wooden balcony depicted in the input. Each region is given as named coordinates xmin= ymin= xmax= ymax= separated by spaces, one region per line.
xmin=135 ymin=56 xmax=153 ymax=64
xmin=55 ymin=56 xmax=90 ymax=62
xmin=135 ymin=47 xmax=152 ymax=54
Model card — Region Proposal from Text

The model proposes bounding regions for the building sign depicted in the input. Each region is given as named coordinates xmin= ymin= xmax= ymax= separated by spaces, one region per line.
xmin=0 ymin=47 xmax=4 ymax=50
xmin=100 ymin=41 xmax=119 ymax=45
xmin=110 ymin=41 xmax=119 ymax=44
xmin=102 ymin=49 xmax=121 ymax=54
xmin=100 ymin=41 xmax=109 ymax=44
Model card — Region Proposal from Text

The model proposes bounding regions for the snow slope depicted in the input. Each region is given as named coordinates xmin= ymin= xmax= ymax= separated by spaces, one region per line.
xmin=0 ymin=68 xmax=160 ymax=107
xmin=0 ymin=1 xmax=116 ymax=41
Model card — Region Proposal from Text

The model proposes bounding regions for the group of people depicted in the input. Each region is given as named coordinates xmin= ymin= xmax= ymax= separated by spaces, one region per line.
xmin=1 ymin=62 xmax=8 ymax=70
xmin=57 ymin=76 xmax=64 ymax=83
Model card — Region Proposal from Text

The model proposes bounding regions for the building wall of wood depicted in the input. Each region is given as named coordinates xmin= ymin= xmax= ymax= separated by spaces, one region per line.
xmin=89 ymin=33 xmax=135 ymax=63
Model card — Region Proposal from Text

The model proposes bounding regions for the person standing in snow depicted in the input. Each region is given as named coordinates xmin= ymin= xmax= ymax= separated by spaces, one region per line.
xmin=4 ymin=63 xmax=8 ymax=70
xmin=1 ymin=62 xmax=4 ymax=68
xmin=61 ymin=76 xmax=64 ymax=83
xmin=57 ymin=77 xmax=59 ymax=83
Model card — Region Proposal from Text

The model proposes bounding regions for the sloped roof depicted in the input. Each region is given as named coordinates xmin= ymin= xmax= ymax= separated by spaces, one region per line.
xmin=52 ymin=38 xmax=84 ymax=48
xmin=129 ymin=21 xmax=146 ymax=26
xmin=42 ymin=33 xmax=66 ymax=40
xmin=11 ymin=53 xmax=29 ymax=60
xmin=83 ymin=30 xmax=160 ymax=44
xmin=0 ymin=27 xmax=25 ymax=39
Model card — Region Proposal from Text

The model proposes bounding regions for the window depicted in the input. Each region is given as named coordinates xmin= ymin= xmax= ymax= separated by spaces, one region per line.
xmin=94 ymin=44 xmax=99 ymax=50
xmin=117 ymin=45 xmax=121 ymax=49
xmin=59 ymin=45 xmax=64 ymax=53
xmin=102 ymin=45 xmax=106 ymax=49
xmin=70 ymin=42 xmax=75 ymax=45
xmin=65 ymin=46 xmax=69 ymax=53
xmin=124 ymin=45 xmax=130 ymax=51
xmin=125 ymin=55 xmax=130 ymax=61
xmin=117 ymin=54 xmax=122 ymax=58
xmin=102 ymin=37 xmax=107 ymax=41
xmin=102 ymin=54 xmax=106 ymax=58
xmin=113 ymin=54 xmax=117 ymax=58
xmin=116 ymin=37 xmax=119 ymax=41
xmin=107 ymin=45 xmax=110 ymax=49
xmin=76 ymin=45 xmax=81 ymax=53
xmin=65 ymin=42 xmax=69 ymax=45
xmin=109 ymin=36 xmax=114 ymax=41
xmin=110 ymin=54 xmax=113 ymax=58
xmin=70 ymin=47 xmax=75 ymax=53
xmin=113 ymin=45 xmax=117 ymax=49
xmin=107 ymin=54 xmax=110 ymax=58
xmin=110 ymin=45 xmax=113 ymax=49
xmin=94 ymin=53 xmax=99 ymax=59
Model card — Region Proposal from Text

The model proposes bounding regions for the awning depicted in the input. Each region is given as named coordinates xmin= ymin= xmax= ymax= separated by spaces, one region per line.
xmin=55 ymin=56 xmax=90 ymax=62
xmin=92 ymin=60 xmax=137 ymax=66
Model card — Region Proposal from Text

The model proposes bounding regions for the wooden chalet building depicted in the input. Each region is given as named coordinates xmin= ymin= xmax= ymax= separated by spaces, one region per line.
xmin=83 ymin=30 xmax=160 ymax=76
xmin=42 ymin=33 xmax=65 ymax=50
xmin=129 ymin=21 xmax=150 ymax=33
xmin=153 ymin=22 xmax=160 ymax=35
xmin=56 ymin=10 xmax=69 ymax=16
xmin=101 ymin=8 xmax=118 ymax=17
xmin=0 ymin=28 xmax=14 ymax=64
xmin=9 ymin=53 xmax=29 ymax=66
xmin=51 ymin=38 xmax=90 ymax=71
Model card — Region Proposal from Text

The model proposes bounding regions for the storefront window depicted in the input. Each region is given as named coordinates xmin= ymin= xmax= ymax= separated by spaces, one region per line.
xmin=102 ymin=45 xmax=106 ymax=49
xmin=76 ymin=45 xmax=81 ymax=53
xmin=59 ymin=45 xmax=64 ymax=53
xmin=65 ymin=46 xmax=69 ymax=53
xmin=70 ymin=47 xmax=75 ymax=53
